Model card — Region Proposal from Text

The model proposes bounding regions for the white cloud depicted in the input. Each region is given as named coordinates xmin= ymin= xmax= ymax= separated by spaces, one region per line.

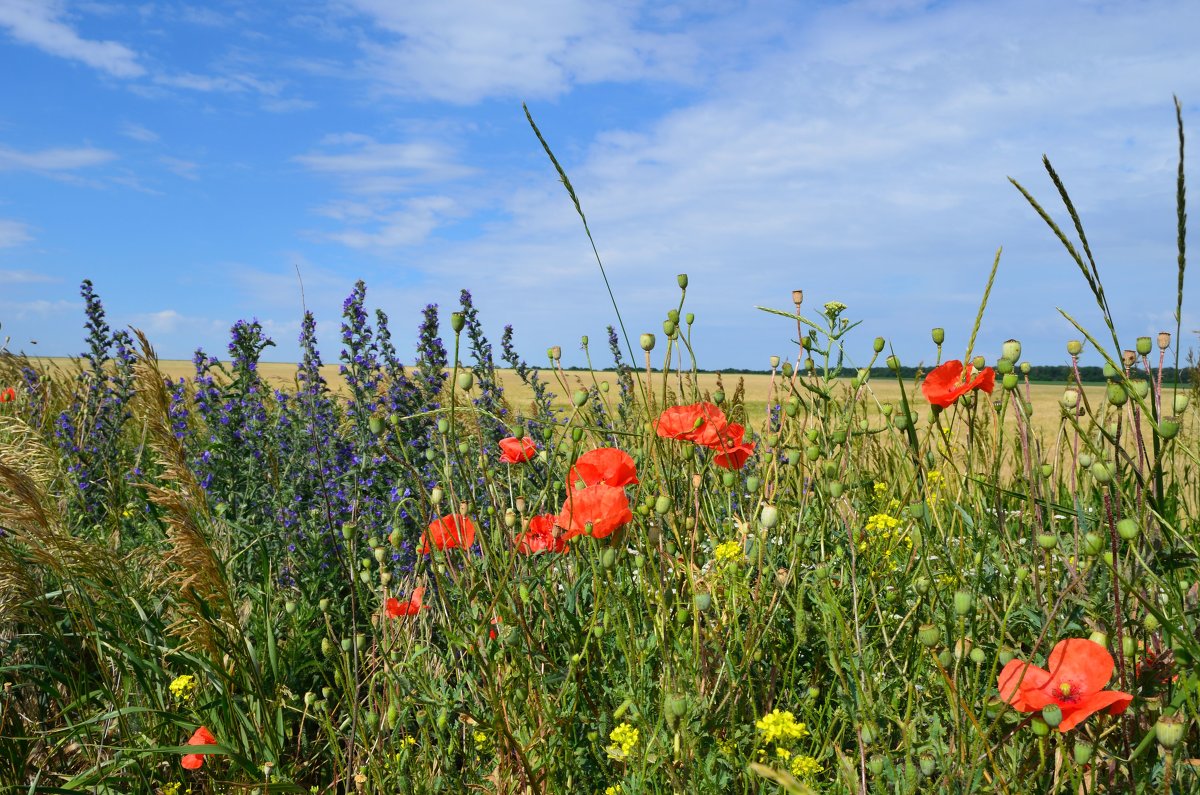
xmin=0 ymin=0 xmax=144 ymax=77
xmin=0 ymin=219 xmax=32 ymax=248
xmin=295 ymin=135 xmax=474 ymax=184
xmin=343 ymin=0 xmax=700 ymax=103
xmin=0 ymin=143 xmax=115 ymax=171
xmin=325 ymin=195 xmax=459 ymax=249
xmin=159 ymin=156 xmax=199 ymax=180
xmin=119 ymin=121 xmax=159 ymax=143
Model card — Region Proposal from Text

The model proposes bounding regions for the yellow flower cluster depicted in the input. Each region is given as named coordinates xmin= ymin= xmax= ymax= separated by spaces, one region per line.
xmin=873 ymin=481 xmax=888 ymax=496
xmin=790 ymin=754 xmax=823 ymax=777
xmin=714 ymin=540 xmax=743 ymax=563
xmin=604 ymin=786 xmax=622 ymax=795
xmin=864 ymin=513 xmax=900 ymax=532
xmin=168 ymin=674 xmax=196 ymax=701
xmin=609 ymin=722 xmax=639 ymax=757
xmin=755 ymin=709 xmax=809 ymax=745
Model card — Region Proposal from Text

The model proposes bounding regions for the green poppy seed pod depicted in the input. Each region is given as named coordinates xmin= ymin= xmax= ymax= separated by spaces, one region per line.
xmin=368 ymin=534 xmax=380 ymax=547
xmin=999 ymin=647 xmax=1015 ymax=665
xmin=787 ymin=449 xmax=801 ymax=466
xmin=919 ymin=755 xmax=936 ymax=778
xmin=1102 ymin=361 xmax=1119 ymax=379
xmin=1144 ymin=613 xmax=1160 ymax=632
xmin=437 ymin=418 xmax=450 ymax=434
xmin=937 ymin=649 xmax=953 ymax=668
xmin=1116 ymin=518 xmax=1139 ymax=540
xmin=997 ymin=358 xmax=1014 ymax=375
xmin=284 ymin=600 xmax=297 ymax=615
xmin=677 ymin=273 xmax=689 ymax=289
xmin=1040 ymin=704 xmax=1062 ymax=728
xmin=1088 ymin=631 xmax=1108 ymax=648
xmin=694 ymin=592 xmax=712 ymax=611
xmin=379 ymin=571 xmax=392 ymax=585
xmin=873 ymin=336 xmax=885 ymax=353
xmin=1020 ymin=361 xmax=1030 ymax=374
xmin=1072 ymin=740 xmax=1093 ymax=766
xmin=712 ymin=389 xmax=725 ymax=405
xmin=1036 ymin=533 xmax=1058 ymax=550
xmin=911 ymin=576 xmax=930 ymax=596
xmin=318 ymin=597 xmax=331 ymax=612
xmin=1089 ymin=461 xmax=1112 ymax=483
xmin=457 ymin=371 xmax=474 ymax=391
xmin=430 ymin=486 xmax=443 ymax=505
xmin=804 ymin=357 xmax=815 ymax=372
xmin=721 ymin=470 xmax=735 ymax=487
xmin=867 ymin=755 xmax=885 ymax=776
xmin=424 ymin=448 xmax=436 ymax=461
xmin=639 ymin=333 xmax=655 ymax=352
xmin=571 ymin=426 xmax=584 ymax=442
xmin=601 ymin=547 xmax=617 ymax=569
xmin=666 ymin=309 xmax=679 ymax=324
xmin=760 ymin=505 xmax=779 ymax=528
xmin=457 ymin=441 xmax=469 ymax=455
xmin=784 ymin=400 xmax=798 ymax=418
xmin=953 ymin=590 xmax=974 ymax=615
xmin=304 ymin=691 xmax=318 ymax=706
xmin=1002 ymin=339 xmax=1022 ymax=363
xmin=1078 ymin=452 xmax=1094 ymax=468
xmin=886 ymin=354 xmax=901 ymax=372
xmin=1122 ymin=349 xmax=1138 ymax=369
xmin=572 ymin=389 xmax=588 ymax=408
xmin=388 ymin=412 xmax=400 ymax=427
xmin=341 ymin=521 xmax=355 ymax=540
xmin=1039 ymin=463 xmax=1052 ymax=477
xmin=859 ymin=725 xmax=875 ymax=745
xmin=1157 ymin=418 xmax=1181 ymax=439
xmin=969 ymin=647 xmax=986 ymax=665
xmin=1016 ymin=565 xmax=1029 ymax=581
xmin=369 ymin=416 xmax=384 ymax=435
xmin=373 ymin=546 xmax=386 ymax=563
xmin=654 ymin=494 xmax=672 ymax=514
xmin=770 ymin=355 xmax=780 ymax=369
xmin=1030 ymin=717 xmax=1050 ymax=736
xmin=918 ymin=624 xmax=940 ymax=648
xmin=931 ymin=327 xmax=945 ymax=345
xmin=827 ymin=481 xmax=844 ymax=498
xmin=832 ymin=429 xmax=847 ymax=445
xmin=803 ymin=445 xmax=819 ymax=462
xmin=1156 ymin=714 xmax=1187 ymax=749
xmin=893 ymin=413 xmax=910 ymax=430
xmin=821 ymin=461 xmax=838 ymax=478
xmin=781 ymin=361 xmax=794 ymax=378
xmin=1061 ymin=388 xmax=1079 ymax=408
xmin=504 ymin=508 xmax=516 ymax=528
xmin=1082 ymin=532 xmax=1105 ymax=556
xmin=1158 ymin=331 xmax=1171 ymax=350
xmin=1002 ymin=373 xmax=1019 ymax=391
xmin=1121 ymin=634 xmax=1136 ymax=657
xmin=359 ymin=570 xmax=371 ymax=583
xmin=663 ymin=319 xmax=676 ymax=337
xmin=1067 ymin=339 xmax=1084 ymax=356
xmin=746 ymin=476 xmax=760 ymax=492
xmin=1174 ymin=394 xmax=1190 ymax=413
xmin=1133 ymin=336 xmax=1153 ymax=356
xmin=340 ymin=637 xmax=353 ymax=652
xmin=450 ymin=312 xmax=465 ymax=333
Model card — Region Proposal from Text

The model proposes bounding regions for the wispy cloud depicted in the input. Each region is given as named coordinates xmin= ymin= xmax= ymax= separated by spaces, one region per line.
xmin=0 ymin=219 xmax=32 ymax=248
xmin=159 ymin=156 xmax=199 ymax=180
xmin=0 ymin=0 xmax=144 ymax=77
xmin=0 ymin=267 xmax=57 ymax=283
xmin=0 ymin=143 xmax=115 ymax=171
xmin=342 ymin=0 xmax=700 ymax=103
xmin=119 ymin=121 xmax=159 ymax=143
xmin=295 ymin=134 xmax=474 ymax=185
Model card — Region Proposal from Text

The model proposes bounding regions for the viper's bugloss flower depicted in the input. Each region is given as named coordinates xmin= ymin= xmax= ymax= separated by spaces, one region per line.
xmin=997 ymin=638 xmax=1133 ymax=732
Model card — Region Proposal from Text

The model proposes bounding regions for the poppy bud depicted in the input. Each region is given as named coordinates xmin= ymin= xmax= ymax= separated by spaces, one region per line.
xmin=1088 ymin=631 xmax=1108 ymax=648
xmin=457 ymin=372 xmax=474 ymax=391
xmin=369 ymin=416 xmax=384 ymax=435
xmin=1144 ymin=614 xmax=1160 ymax=632
xmin=322 ymin=638 xmax=335 ymax=657
xmin=918 ymin=624 xmax=940 ymax=648
xmin=867 ymin=755 xmax=885 ymax=776
xmin=450 ymin=312 xmax=465 ymax=333
xmin=1036 ymin=533 xmax=1058 ymax=549
xmin=711 ymin=389 xmax=725 ymax=405
xmin=859 ymin=725 xmax=876 ymax=745
xmin=971 ymin=355 xmax=985 ymax=371
xmin=319 ymin=598 xmax=330 ymax=612
xmin=873 ymin=336 xmax=885 ymax=353
xmin=654 ymin=495 xmax=672 ymax=514
xmin=1157 ymin=418 xmax=1181 ymax=439
xmin=1041 ymin=704 xmax=1063 ymax=728
xmin=1156 ymin=714 xmax=1187 ymax=749
xmin=1082 ymin=532 xmax=1105 ymax=556
xmin=998 ymin=647 xmax=1014 ymax=665
xmin=886 ymin=355 xmax=900 ymax=372
xmin=1158 ymin=331 xmax=1171 ymax=350
xmin=1067 ymin=339 xmax=1083 ymax=356
xmin=804 ymin=357 xmax=815 ymax=372
xmin=760 ymin=505 xmax=779 ymax=528
xmin=786 ymin=449 xmax=800 ymax=466
xmin=389 ymin=413 xmax=400 ymax=427
xmin=953 ymin=590 xmax=973 ymax=615
xmin=677 ymin=273 xmax=688 ymax=289
xmin=770 ymin=355 xmax=780 ymax=369
xmin=639 ymin=334 xmax=655 ymax=352
xmin=931 ymin=327 xmax=945 ymax=345
xmin=1090 ymin=462 xmax=1112 ymax=483
xmin=663 ymin=319 xmax=676 ymax=337
xmin=1174 ymin=394 xmax=1189 ymax=413
xmin=1002 ymin=339 xmax=1021 ymax=363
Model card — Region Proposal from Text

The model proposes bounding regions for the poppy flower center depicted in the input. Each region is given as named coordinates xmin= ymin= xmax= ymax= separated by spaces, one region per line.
xmin=1055 ymin=679 xmax=1083 ymax=704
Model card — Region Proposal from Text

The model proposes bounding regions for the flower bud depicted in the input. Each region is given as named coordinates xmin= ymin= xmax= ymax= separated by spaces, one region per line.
xmin=873 ymin=336 xmax=885 ymax=353
xmin=1002 ymin=339 xmax=1022 ymax=363
xmin=712 ymin=389 xmax=725 ymax=405
xmin=1156 ymin=714 xmax=1187 ymax=749
xmin=1158 ymin=331 xmax=1171 ymax=350
xmin=1174 ymin=394 xmax=1190 ymax=413
xmin=450 ymin=312 xmax=465 ymax=333
xmin=677 ymin=273 xmax=689 ymax=289
xmin=319 ymin=598 xmax=330 ymax=612
xmin=918 ymin=624 xmax=940 ymax=648
xmin=953 ymin=590 xmax=973 ymax=616
xmin=886 ymin=354 xmax=900 ymax=372
xmin=1088 ymin=630 xmax=1108 ymax=648
xmin=867 ymin=755 xmax=885 ymax=776
xmin=931 ymin=327 xmax=945 ymax=345
xmin=1144 ymin=613 xmax=1160 ymax=632
xmin=1067 ymin=339 xmax=1083 ymax=356
xmin=1082 ymin=532 xmax=1105 ymax=556
xmin=760 ymin=505 xmax=779 ymax=528
xmin=456 ymin=372 xmax=474 ymax=391
xmin=639 ymin=333 xmax=655 ymax=352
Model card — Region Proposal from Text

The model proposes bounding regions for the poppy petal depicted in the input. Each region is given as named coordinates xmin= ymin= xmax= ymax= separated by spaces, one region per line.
xmin=181 ymin=752 xmax=204 ymax=770
xmin=997 ymin=659 xmax=1051 ymax=709
xmin=1046 ymin=638 xmax=1114 ymax=694
xmin=1056 ymin=689 xmax=1134 ymax=732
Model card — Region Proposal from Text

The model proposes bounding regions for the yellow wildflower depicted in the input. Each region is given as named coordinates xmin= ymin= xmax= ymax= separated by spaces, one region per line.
xmin=168 ymin=674 xmax=196 ymax=701
xmin=873 ymin=481 xmax=888 ymax=496
xmin=161 ymin=784 xmax=181 ymax=795
xmin=790 ymin=754 xmax=823 ymax=777
xmin=714 ymin=540 xmax=743 ymax=563
xmin=864 ymin=513 xmax=900 ymax=532
xmin=755 ymin=709 xmax=809 ymax=745
xmin=607 ymin=722 xmax=639 ymax=759
xmin=604 ymin=787 xmax=622 ymax=795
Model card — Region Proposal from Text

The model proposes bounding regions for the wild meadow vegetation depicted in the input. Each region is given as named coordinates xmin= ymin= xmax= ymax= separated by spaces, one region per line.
xmin=1 ymin=106 xmax=1198 ymax=794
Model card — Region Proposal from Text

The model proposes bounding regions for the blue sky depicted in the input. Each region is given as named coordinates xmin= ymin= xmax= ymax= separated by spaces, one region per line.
xmin=0 ymin=0 xmax=1197 ymax=370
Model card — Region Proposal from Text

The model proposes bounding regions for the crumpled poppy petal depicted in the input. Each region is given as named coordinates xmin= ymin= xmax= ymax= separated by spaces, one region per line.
xmin=997 ymin=659 xmax=1051 ymax=709
xmin=570 ymin=447 xmax=639 ymax=487
xmin=1046 ymin=637 xmax=1115 ymax=694
xmin=1056 ymin=689 xmax=1134 ymax=732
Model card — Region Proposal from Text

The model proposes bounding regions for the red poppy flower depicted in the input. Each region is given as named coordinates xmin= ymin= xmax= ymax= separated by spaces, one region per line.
xmin=556 ymin=483 xmax=633 ymax=541
xmin=489 ymin=615 xmax=501 ymax=640
xmin=181 ymin=725 xmax=217 ymax=770
xmin=498 ymin=436 xmax=537 ymax=464
xmin=921 ymin=360 xmax=996 ymax=409
xmin=655 ymin=402 xmax=728 ymax=447
xmin=570 ymin=447 xmax=639 ymax=487
xmin=997 ymin=638 xmax=1133 ymax=732
xmin=386 ymin=586 xmax=429 ymax=617
xmin=419 ymin=514 xmax=477 ymax=554
xmin=515 ymin=513 xmax=568 ymax=554
xmin=710 ymin=423 xmax=755 ymax=470
xmin=0 ymin=387 xmax=15 ymax=403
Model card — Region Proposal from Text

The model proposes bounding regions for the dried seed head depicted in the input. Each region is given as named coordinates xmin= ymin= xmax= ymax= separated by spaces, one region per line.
xmin=792 ymin=289 xmax=804 ymax=307
xmin=1122 ymin=349 xmax=1137 ymax=368
xmin=1158 ymin=331 xmax=1171 ymax=350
